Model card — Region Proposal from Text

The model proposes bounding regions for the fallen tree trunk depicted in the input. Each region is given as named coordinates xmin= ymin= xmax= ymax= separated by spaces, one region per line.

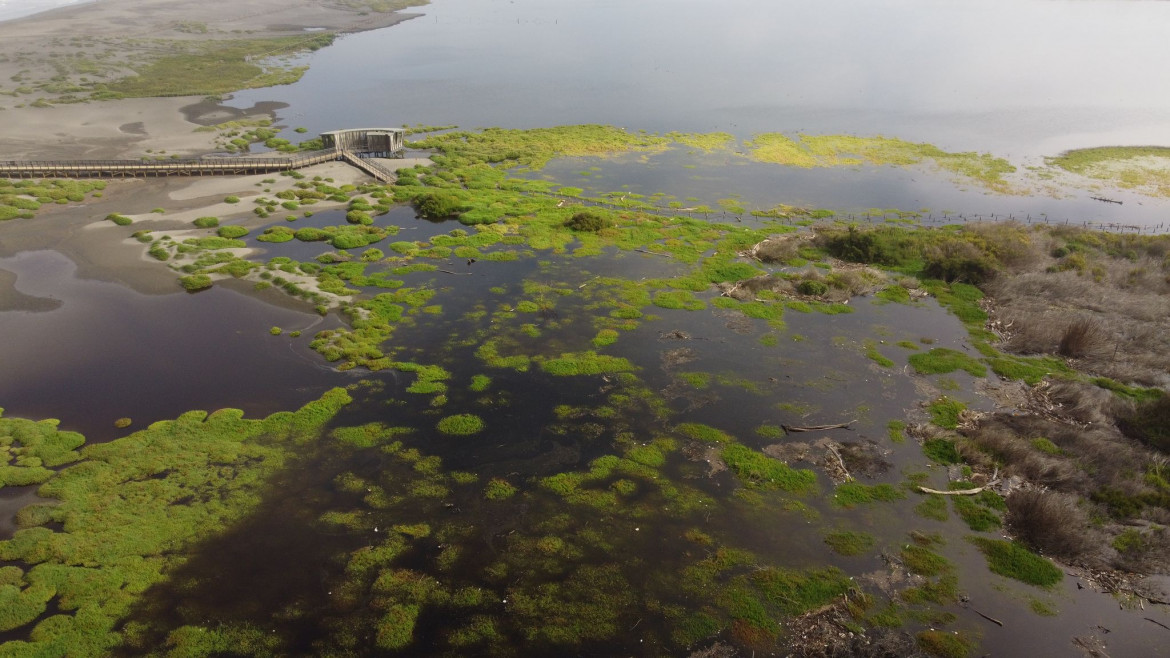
xmin=783 ymin=420 xmax=855 ymax=433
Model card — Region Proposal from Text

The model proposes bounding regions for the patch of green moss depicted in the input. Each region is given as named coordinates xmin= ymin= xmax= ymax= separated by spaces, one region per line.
xmin=832 ymin=483 xmax=905 ymax=508
xmin=722 ymin=444 xmax=817 ymax=493
xmin=914 ymin=495 xmax=949 ymax=521
xmin=823 ymin=531 xmax=876 ymax=556
xmin=0 ymin=390 xmax=351 ymax=648
xmin=927 ymin=397 xmax=966 ymax=430
xmin=540 ymin=351 xmax=635 ymax=377
xmin=909 ymin=348 xmax=986 ymax=377
xmin=887 ymin=420 xmax=906 ymax=443
xmin=968 ymin=537 xmax=1062 ymax=588
xmin=900 ymin=545 xmax=952 ymax=577
xmin=436 ymin=414 xmax=485 ymax=436
xmin=923 ymin=438 xmax=961 ymax=464
xmin=916 ymin=629 xmax=976 ymax=658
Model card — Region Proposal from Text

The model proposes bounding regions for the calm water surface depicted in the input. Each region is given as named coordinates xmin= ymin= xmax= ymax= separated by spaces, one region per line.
xmin=231 ymin=0 xmax=1170 ymax=228
xmin=235 ymin=0 xmax=1170 ymax=155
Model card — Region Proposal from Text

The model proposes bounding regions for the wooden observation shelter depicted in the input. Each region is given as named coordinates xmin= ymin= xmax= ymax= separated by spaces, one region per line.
xmin=320 ymin=128 xmax=406 ymax=158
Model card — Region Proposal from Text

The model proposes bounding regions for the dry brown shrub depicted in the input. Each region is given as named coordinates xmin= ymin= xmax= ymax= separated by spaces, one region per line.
xmin=965 ymin=419 xmax=1083 ymax=488
xmin=1006 ymin=489 xmax=1098 ymax=561
xmin=751 ymin=237 xmax=801 ymax=263
xmin=1111 ymin=526 xmax=1170 ymax=573
xmin=824 ymin=269 xmax=881 ymax=297
xmin=1058 ymin=317 xmax=1108 ymax=358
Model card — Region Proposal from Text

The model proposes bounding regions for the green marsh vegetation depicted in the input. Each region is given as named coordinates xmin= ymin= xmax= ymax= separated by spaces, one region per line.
xmin=62 ymin=124 xmax=1170 ymax=653
xmin=0 ymin=390 xmax=352 ymax=653
xmin=1047 ymin=146 xmax=1170 ymax=198
xmin=101 ymin=35 xmax=336 ymax=99
xmin=0 ymin=179 xmax=104 ymax=221
xmin=745 ymin=133 xmax=1018 ymax=193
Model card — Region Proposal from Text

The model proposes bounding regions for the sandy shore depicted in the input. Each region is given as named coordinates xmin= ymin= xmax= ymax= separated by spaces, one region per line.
xmin=0 ymin=156 xmax=430 ymax=304
xmin=0 ymin=0 xmax=422 ymax=159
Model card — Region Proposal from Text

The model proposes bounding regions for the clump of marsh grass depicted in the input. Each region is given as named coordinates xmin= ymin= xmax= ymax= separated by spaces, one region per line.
xmin=1005 ymin=489 xmax=1097 ymax=561
xmin=1058 ymin=318 xmax=1108 ymax=358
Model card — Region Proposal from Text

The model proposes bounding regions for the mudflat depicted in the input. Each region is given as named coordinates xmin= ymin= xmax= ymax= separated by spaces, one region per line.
xmin=0 ymin=0 xmax=421 ymax=159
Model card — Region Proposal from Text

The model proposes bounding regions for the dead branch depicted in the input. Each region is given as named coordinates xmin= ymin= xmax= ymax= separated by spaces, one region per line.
xmin=783 ymin=421 xmax=856 ymax=433
xmin=918 ymin=481 xmax=1001 ymax=496
xmin=825 ymin=442 xmax=854 ymax=482
xmin=971 ymin=607 xmax=1004 ymax=627
xmin=1146 ymin=618 xmax=1170 ymax=631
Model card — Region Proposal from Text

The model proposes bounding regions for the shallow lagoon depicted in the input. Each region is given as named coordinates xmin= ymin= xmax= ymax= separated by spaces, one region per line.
xmin=3 ymin=0 xmax=1170 ymax=654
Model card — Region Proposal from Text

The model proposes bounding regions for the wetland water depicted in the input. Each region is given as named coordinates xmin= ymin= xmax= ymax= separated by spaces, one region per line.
xmin=233 ymin=0 xmax=1170 ymax=230
xmin=2 ymin=0 xmax=1170 ymax=656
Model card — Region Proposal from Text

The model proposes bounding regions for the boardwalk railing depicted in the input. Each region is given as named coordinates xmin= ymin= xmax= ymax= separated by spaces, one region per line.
xmin=0 ymin=148 xmax=344 ymax=179
xmin=1 ymin=128 xmax=408 ymax=181
xmin=338 ymin=150 xmax=398 ymax=183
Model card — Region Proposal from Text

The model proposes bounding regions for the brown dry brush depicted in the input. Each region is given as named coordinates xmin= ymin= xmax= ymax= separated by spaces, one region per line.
xmin=984 ymin=229 xmax=1170 ymax=386
xmin=961 ymin=381 xmax=1170 ymax=571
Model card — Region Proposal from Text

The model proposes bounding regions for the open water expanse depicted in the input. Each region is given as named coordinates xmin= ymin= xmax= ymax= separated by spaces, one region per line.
xmin=232 ymin=0 xmax=1170 ymax=230
xmin=3 ymin=0 xmax=1170 ymax=655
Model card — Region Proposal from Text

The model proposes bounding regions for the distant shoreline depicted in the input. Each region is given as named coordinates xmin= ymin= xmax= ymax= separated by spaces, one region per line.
xmin=0 ymin=0 xmax=96 ymax=24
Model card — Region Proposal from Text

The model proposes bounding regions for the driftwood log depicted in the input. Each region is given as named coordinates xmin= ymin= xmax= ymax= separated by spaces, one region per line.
xmin=917 ymin=482 xmax=1000 ymax=495
xmin=783 ymin=420 xmax=855 ymax=433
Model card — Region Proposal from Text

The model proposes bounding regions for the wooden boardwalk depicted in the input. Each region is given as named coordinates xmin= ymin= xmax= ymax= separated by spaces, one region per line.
xmin=0 ymin=128 xmax=405 ymax=182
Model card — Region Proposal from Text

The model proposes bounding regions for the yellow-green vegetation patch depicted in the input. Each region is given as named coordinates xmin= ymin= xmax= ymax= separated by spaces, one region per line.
xmin=0 ymin=417 xmax=84 ymax=487
xmin=484 ymin=478 xmax=517 ymax=500
xmin=746 ymin=134 xmax=1016 ymax=193
xmin=986 ymin=354 xmax=1073 ymax=385
xmin=539 ymin=352 xmax=635 ymax=377
xmin=831 ymin=482 xmax=905 ymax=508
xmin=652 ymin=290 xmax=706 ymax=311
xmin=926 ymin=397 xmax=966 ymax=430
xmin=900 ymin=545 xmax=952 ymax=577
xmin=864 ymin=340 xmax=896 ymax=367
xmin=922 ymin=438 xmax=961 ymax=465
xmin=886 ymin=420 xmax=906 ymax=443
xmin=950 ymin=486 xmax=1004 ymax=532
xmin=1047 ymin=146 xmax=1170 ymax=197
xmin=332 ymin=422 xmax=413 ymax=448
xmin=436 ymin=414 xmax=485 ymax=436
xmin=916 ymin=629 xmax=976 ymax=658
xmin=908 ymin=348 xmax=986 ymax=377
xmin=0 ymin=390 xmax=351 ymax=650
xmin=967 ymin=537 xmax=1062 ymax=588
xmin=1 ymin=180 xmax=105 ymax=221
xmin=914 ymin=494 xmax=949 ymax=521
xmin=104 ymin=35 xmax=335 ymax=98
xmin=823 ymin=530 xmax=876 ymax=556
xmin=409 ymin=125 xmax=671 ymax=171
xmin=721 ymin=444 xmax=817 ymax=493
xmin=675 ymin=422 xmax=733 ymax=444
xmin=665 ymin=131 xmax=735 ymax=152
